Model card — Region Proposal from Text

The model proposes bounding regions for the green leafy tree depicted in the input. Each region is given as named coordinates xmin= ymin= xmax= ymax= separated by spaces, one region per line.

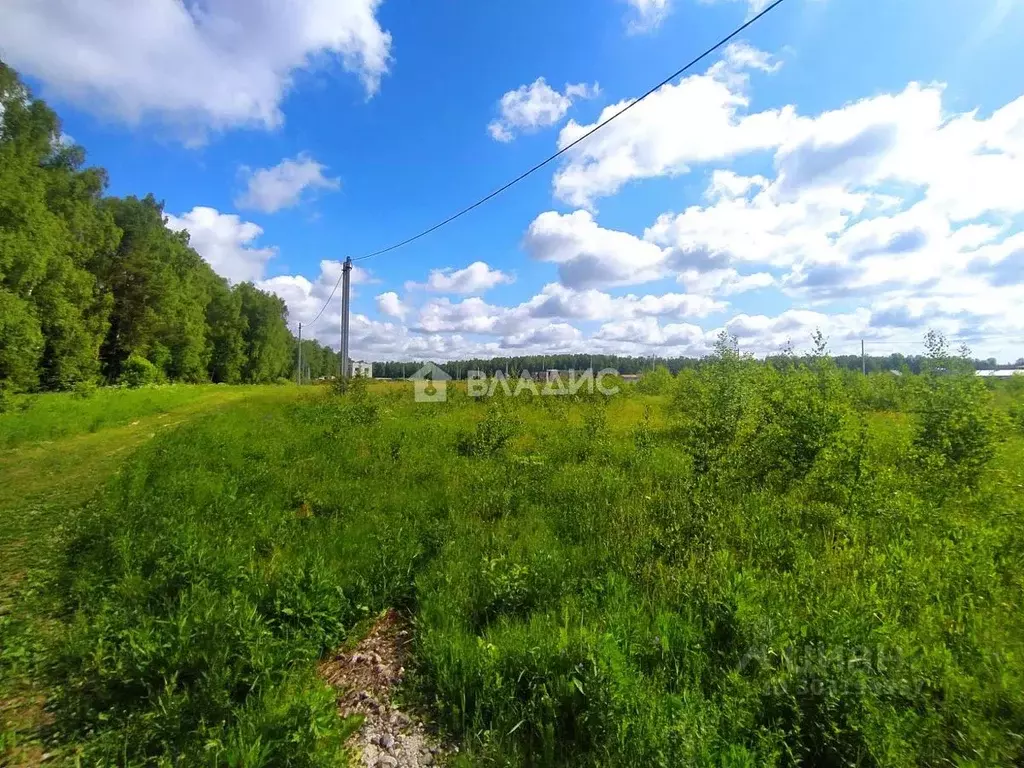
xmin=0 ymin=288 xmax=44 ymax=392
xmin=1 ymin=63 xmax=118 ymax=390
xmin=636 ymin=365 xmax=674 ymax=395
xmin=205 ymin=280 xmax=247 ymax=383
xmin=237 ymin=282 xmax=291 ymax=383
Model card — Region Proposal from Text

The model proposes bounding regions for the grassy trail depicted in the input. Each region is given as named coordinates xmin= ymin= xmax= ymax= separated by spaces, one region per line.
xmin=0 ymin=385 xmax=303 ymax=765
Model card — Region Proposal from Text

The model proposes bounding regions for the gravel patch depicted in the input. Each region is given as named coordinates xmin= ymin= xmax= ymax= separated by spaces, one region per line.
xmin=320 ymin=610 xmax=451 ymax=768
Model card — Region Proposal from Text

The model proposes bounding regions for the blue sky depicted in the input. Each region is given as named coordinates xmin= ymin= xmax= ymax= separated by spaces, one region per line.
xmin=3 ymin=0 xmax=1024 ymax=362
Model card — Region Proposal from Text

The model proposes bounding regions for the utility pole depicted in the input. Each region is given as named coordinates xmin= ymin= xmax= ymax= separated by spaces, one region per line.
xmin=296 ymin=322 xmax=302 ymax=385
xmin=339 ymin=257 xmax=352 ymax=381
xmin=861 ymin=339 xmax=866 ymax=375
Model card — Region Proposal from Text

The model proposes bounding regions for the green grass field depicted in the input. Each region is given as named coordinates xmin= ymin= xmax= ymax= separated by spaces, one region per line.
xmin=1 ymin=368 xmax=1022 ymax=766
xmin=0 ymin=384 xmax=301 ymax=764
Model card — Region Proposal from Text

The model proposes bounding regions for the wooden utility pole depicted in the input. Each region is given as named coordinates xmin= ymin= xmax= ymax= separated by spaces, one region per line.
xmin=296 ymin=322 xmax=302 ymax=384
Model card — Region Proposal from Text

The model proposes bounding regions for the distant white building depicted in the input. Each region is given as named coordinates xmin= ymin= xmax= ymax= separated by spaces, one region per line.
xmin=348 ymin=360 xmax=373 ymax=378
xmin=976 ymin=369 xmax=1024 ymax=378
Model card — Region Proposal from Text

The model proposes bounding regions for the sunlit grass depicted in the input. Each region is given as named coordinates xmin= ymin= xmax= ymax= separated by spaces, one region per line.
xmin=2 ymin=370 xmax=1023 ymax=765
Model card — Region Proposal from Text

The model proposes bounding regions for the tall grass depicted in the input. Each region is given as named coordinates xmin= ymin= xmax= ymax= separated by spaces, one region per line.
xmin=0 ymin=384 xmax=275 ymax=450
xmin=35 ymin=366 xmax=1024 ymax=765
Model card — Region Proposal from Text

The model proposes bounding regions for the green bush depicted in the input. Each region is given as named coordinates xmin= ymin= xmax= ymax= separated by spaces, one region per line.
xmin=457 ymin=405 xmax=519 ymax=457
xmin=911 ymin=370 xmax=1003 ymax=498
xmin=635 ymin=365 xmax=673 ymax=395
xmin=120 ymin=353 xmax=159 ymax=388
xmin=71 ymin=379 xmax=98 ymax=399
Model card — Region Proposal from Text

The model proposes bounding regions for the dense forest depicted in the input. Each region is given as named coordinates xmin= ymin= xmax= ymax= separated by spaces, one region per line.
xmin=0 ymin=62 xmax=338 ymax=396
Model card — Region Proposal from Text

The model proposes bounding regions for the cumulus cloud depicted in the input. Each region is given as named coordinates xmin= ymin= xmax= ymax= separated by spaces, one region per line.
xmin=406 ymin=261 xmax=514 ymax=294
xmin=677 ymin=268 xmax=774 ymax=295
xmin=256 ymin=259 xmax=376 ymax=333
xmin=165 ymin=207 xmax=277 ymax=283
xmin=553 ymin=43 xmax=790 ymax=207
xmin=624 ymin=0 xmax=672 ymax=32
xmin=523 ymin=283 xmax=724 ymax=321
xmin=376 ymin=291 xmax=409 ymax=320
xmin=0 ymin=0 xmax=392 ymax=134
xmin=523 ymin=207 xmax=783 ymax=295
xmin=236 ymin=154 xmax=340 ymax=213
xmin=488 ymin=78 xmax=600 ymax=142
xmin=524 ymin=210 xmax=667 ymax=288
xmin=517 ymin=64 xmax=1024 ymax=358
xmin=503 ymin=323 xmax=583 ymax=350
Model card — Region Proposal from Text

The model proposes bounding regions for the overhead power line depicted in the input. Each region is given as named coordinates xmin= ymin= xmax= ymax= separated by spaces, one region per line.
xmin=303 ymin=0 xmax=789 ymax=328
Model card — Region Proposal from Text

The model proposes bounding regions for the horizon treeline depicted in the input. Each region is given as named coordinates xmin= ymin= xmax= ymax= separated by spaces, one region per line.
xmin=371 ymin=349 xmax=1023 ymax=379
xmin=0 ymin=62 xmax=338 ymax=393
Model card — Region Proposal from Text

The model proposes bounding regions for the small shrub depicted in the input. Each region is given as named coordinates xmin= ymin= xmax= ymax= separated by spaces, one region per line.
xmin=1010 ymin=402 xmax=1024 ymax=434
xmin=671 ymin=338 xmax=751 ymax=473
xmin=72 ymin=379 xmax=98 ymax=399
xmin=120 ymin=354 xmax=159 ymax=388
xmin=457 ymin=406 xmax=518 ymax=457
xmin=912 ymin=371 xmax=1002 ymax=496
xmin=635 ymin=365 xmax=673 ymax=395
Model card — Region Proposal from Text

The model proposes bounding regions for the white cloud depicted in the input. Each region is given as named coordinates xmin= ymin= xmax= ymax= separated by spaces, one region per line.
xmin=400 ymin=283 xmax=723 ymax=341
xmin=249 ymin=260 xmax=1024 ymax=359
xmin=773 ymin=85 xmax=1024 ymax=221
xmin=414 ymin=297 xmax=510 ymax=335
xmin=406 ymin=261 xmax=514 ymax=294
xmin=677 ymin=268 xmax=774 ymax=295
xmin=524 ymin=210 xmax=667 ymax=288
xmin=624 ymin=0 xmax=672 ymax=32
xmin=554 ymin=43 xmax=791 ymax=207
xmin=257 ymin=259 xmax=376 ymax=331
xmin=503 ymin=323 xmax=583 ymax=350
xmin=0 ymin=0 xmax=392 ymax=134
xmin=523 ymin=283 xmax=724 ymax=320
xmin=523 ymin=208 xmax=782 ymax=295
xmin=236 ymin=154 xmax=340 ymax=213
xmin=165 ymin=207 xmax=276 ymax=283
xmin=375 ymin=291 xmax=408 ymax=319
xmin=488 ymin=78 xmax=600 ymax=142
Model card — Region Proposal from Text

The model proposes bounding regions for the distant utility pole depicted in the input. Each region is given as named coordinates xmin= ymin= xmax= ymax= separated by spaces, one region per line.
xmin=340 ymin=257 xmax=352 ymax=381
xmin=296 ymin=322 xmax=302 ymax=385
xmin=861 ymin=339 xmax=866 ymax=375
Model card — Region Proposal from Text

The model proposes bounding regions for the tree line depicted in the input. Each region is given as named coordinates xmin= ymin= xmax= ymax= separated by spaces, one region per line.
xmin=372 ymin=349 xmax=1013 ymax=380
xmin=0 ymin=62 xmax=339 ymax=395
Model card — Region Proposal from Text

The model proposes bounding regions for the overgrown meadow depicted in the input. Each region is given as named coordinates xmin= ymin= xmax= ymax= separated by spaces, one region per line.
xmin=9 ymin=345 xmax=1024 ymax=765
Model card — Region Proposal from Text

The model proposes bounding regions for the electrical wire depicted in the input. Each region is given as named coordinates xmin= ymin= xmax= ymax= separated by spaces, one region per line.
xmin=303 ymin=0 xmax=789 ymax=327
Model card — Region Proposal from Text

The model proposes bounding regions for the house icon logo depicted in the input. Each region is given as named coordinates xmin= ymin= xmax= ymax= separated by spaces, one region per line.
xmin=409 ymin=362 xmax=452 ymax=403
